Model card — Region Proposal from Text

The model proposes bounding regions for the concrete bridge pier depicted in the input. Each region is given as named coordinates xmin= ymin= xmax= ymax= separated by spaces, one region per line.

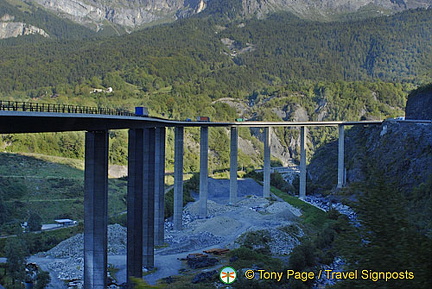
xmin=126 ymin=127 xmax=157 ymax=284
xmin=229 ymin=127 xmax=238 ymax=204
xmin=142 ymin=128 xmax=156 ymax=269
xmin=263 ymin=127 xmax=271 ymax=198
xmin=199 ymin=126 xmax=209 ymax=218
xmin=173 ymin=127 xmax=184 ymax=230
xmin=127 ymin=128 xmax=144 ymax=280
xmin=154 ymin=127 xmax=166 ymax=246
xmin=84 ymin=131 xmax=109 ymax=289
xmin=299 ymin=126 xmax=307 ymax=199
xmin=337 ymin=125 xmax=345 ymax=188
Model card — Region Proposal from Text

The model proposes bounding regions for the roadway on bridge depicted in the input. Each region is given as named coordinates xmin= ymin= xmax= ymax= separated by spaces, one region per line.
xmin=0 ymin=110 xmax=385 ymax=133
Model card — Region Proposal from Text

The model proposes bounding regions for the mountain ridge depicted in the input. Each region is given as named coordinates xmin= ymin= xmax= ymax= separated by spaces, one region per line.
xmin=1 ymin=0 xmax=430 ymax=37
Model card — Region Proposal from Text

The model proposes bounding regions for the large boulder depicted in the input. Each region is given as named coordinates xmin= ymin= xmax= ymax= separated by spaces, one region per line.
xmin=405 ymin=84 xmax=432 ymax=120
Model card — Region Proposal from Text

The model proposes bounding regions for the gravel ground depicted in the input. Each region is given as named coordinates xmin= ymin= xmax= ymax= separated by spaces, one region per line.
xmin=28 ymin=178 xmax=304 ymax=287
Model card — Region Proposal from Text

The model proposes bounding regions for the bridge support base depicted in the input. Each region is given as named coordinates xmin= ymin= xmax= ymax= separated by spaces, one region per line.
xmin=173 ymin=127 xmax=184 ymax=230
xmin=126 ymin=127 xmax=157 ymax=285
xmin=127 ymin=129 xmax=144 ymax=280
xmin=154 ymin=127 xmax=166 ymax=246
xmin=263 ymin=127 xmax=271 ymax=198
xmin=299 ymin=126 xmax=307 ymax=199
xmin=143 ymin=128 xmax=156 ymax=268
xmin=337 ymin=125 xmax=345 ymax=188
xmin=199 ymin=126 xmax=209 ymax=218
xmin=84 ymin=131 xmax=108 ymax=289
xmin=229 ymin=127 xmax=238 ymax=204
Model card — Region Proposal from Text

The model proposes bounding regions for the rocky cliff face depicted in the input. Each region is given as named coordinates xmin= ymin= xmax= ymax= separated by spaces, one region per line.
xmin=28 ymin=0 xmax=206 ymax=31
xmin=406 ymin=84 xmax=432 ymax=120
xmin=308 ymin=119 xmax=432 ymax=234
xmin=241 ymin=0 xmax=430 ymax=19
xmin=23 ymin=0 xmax=432 ymax=31
xmin=308 ymin=84 xmax=432 ymax=195
xmin=0 ymin=14 xmax=49 ymax=39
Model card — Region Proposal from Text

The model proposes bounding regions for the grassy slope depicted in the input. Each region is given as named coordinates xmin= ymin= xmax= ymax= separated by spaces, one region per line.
xmin=0 ymin=152 xmax=127 ymax=225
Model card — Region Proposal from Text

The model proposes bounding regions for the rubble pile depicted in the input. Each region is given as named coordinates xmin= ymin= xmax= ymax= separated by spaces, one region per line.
xmin=161 ymin=231 xmax=223 ymax=255
xmin=190 ymin=216 xmax=242 ymax=236
xmin=236 ymin=195 xmax=269 ymax=208
xmin=45 ymin=224 xmax=127 ymax=258
xmin=304 ymin=195 xmax=357 ymax=222
xmin=267 ymin=228 xmax=302 ymax=255
xmin=184 ymin=200 xmax=234 ymax=218
xmin=37 ymin=193 xmax=307 ymax=285
xmin=164 ymin=208 xmax=199 ymax=231
xmin=47 ymin=257 xmax=83 ymax=281
xmin=265 ymin=201 xmax=302 ymax=217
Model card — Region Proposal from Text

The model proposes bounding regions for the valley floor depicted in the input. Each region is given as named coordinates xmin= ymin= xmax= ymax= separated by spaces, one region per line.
xmin=28 ymin=178 xmax=303 ymax=288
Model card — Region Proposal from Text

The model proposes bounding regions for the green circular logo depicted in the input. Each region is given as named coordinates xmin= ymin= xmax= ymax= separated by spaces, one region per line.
xmin=220 ymin=266 xmax=237 ymax=284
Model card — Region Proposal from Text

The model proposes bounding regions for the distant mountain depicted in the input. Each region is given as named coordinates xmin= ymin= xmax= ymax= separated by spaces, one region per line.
xmin=26 ymin=0 xmax=206 ymax=32
xmin=0 ymin=0 xmax=99 ymax=40
xmin=0 ymin=14 xmax=49 ymax=39
xmin=3 ymin=0 xmax=430 ymax=36
xmin=238 ymin=0 xmax=432 ymax=19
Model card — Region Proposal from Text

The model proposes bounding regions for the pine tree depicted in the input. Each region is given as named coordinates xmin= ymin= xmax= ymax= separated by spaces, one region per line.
xmin=27 ymin=212 xmax=42 ymax=232
xmin=5 ymin=236 xmax=29 ymax=288
xmin=335 ymin=175 xmax=432 ymax=289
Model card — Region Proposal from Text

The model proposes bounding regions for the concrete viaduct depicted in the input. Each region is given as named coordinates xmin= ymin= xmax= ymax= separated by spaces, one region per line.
xmin=0 ymin=105 xmax=383 ymax=288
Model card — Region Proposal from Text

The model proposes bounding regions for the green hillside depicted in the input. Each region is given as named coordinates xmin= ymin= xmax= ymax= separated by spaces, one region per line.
xmin=0 ymin=153 xmax=127 ymax=236
xmin=0 ymin=8 xmax=430 ymax=186
xmin=0 ymin=9 xmax=431 ymax=94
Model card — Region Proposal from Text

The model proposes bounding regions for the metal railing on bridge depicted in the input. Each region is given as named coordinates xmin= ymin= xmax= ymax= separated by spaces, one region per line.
xmin=0 ymin=100 xmax=135 ymax=116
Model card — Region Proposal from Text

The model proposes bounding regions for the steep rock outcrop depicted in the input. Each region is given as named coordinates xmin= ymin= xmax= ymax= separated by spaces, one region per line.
xmin=0 ymin=14 xmax=49 ymax=39
xmin=29 ymin=0 xmax=205 ymax=31
xmin=309 ymin=120 xmax=431 ymax=193
xmin=405 ymin=84 xmax=432 ymax=120
xmin=240 ymin=0 xmax=429 ymax=19
xmin=308 ymin=119 xmax=432 ymax=234
xmin=25 ymin=0 xmax=432 ymax=31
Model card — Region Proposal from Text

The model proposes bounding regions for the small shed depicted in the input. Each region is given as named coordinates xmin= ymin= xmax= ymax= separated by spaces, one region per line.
xmin=55 ymin=219 xmax=76 ymax=227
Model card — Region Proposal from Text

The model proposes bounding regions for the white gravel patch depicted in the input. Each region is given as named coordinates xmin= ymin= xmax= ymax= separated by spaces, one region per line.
xmin=266 ymin=201 xmax=302 ymax=217
xmin=190 ymin=216 xmax=243 ymax=236
xmin=45 ymin=224 xmax=127 ymax=258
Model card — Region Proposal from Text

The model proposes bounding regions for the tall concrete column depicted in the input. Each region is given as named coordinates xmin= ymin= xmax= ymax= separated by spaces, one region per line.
xmin=127 ymin=129 xmax=144 ymax=280
xmin=84 ymin=131 xmax=108 ymax=289
xmin=199 ymin=126 xmax=209 ymax=218
xmin=154 ymin=127 xmax=166 ymax=246
xmin=127 ymin=127 xmax=157 ymax=279
xmin=142 ymin=127 xmax=156 ymax=268
xmin=263 ymin=127 xmax=271 ymax=198
xmin=337 ymin=125 xmax=345 ymax=189
xmin=229 ymin=127 xmax=238 ymax=204
xmin=299 ymin=126 xmax=307 ymax=199
xmin=173 ymin=127 xmax=184 ymax=230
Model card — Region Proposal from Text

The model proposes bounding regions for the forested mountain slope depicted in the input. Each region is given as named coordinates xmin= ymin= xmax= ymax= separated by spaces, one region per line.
xmin=0 ymin=8 xmax=431 ymax=94
xmin=0 ymin=9 xmax=430 ymax=170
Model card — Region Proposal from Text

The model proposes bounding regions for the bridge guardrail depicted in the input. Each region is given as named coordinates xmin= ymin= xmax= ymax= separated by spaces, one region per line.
xmin=0 ymin=100 xmax=135 ymax=117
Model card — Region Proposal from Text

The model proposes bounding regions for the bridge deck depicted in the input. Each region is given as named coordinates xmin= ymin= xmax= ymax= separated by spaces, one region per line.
xmin=0 ymin=111 xmax=385 ymax=133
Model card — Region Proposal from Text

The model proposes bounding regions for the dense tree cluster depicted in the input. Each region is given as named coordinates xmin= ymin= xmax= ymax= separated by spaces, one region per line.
xmin=0 ymin=9 xmax=431 ymax=94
